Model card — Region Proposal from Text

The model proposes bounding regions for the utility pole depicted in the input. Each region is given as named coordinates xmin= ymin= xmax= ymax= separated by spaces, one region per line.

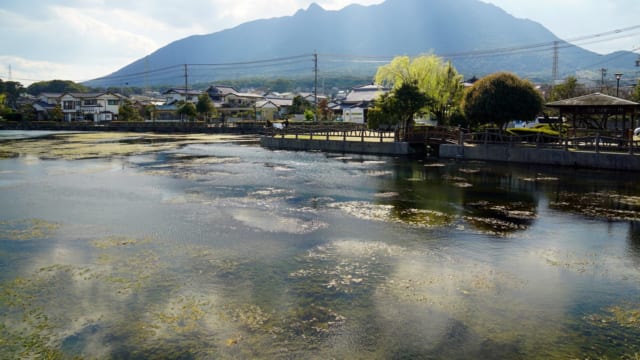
xmin=184 ymin=64 xmax=189 ymax=93
xmin=313 ymin=52 xmax=318 ymax=122
xmin=601 ymin=68 xmax=607 ymax=92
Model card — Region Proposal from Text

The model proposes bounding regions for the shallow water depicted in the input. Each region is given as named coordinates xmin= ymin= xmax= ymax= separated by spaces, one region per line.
xmin=1 ymin=131 xmax=639 ymax=359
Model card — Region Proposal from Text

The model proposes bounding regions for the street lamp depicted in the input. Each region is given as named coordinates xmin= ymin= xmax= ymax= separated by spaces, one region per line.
xmin=615 ymin=73 xmax=623 ymax=97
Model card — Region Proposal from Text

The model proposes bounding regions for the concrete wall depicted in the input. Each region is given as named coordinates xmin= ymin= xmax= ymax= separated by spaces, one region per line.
xmin=440 ymin=144 xmax=640 ymax=171
xmin=261 ymin=136 xmax=410 ymax=156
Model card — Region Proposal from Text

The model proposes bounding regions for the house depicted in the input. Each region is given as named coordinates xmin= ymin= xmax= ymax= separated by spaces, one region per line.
xmin=162 ymin=88 xmax=202 ymax=104
xmin=32 ymin=93 xmax=62 ymax=120
xmin=255 ymin=98 xmax=293 ymax=121
xmin=205 ymin=85 xmax=264 ymax=121
xmin=299 ymin=92 xmax=328 ymax=105
xmin=59 ymin=92 xmax=123 ymax=122
xmin=34 ymin=92 xmax=123 ymax=122
xmin=339 ymin=84 xmax=389 ymax=124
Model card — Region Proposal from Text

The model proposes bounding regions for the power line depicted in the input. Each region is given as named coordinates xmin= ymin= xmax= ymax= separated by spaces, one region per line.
xmin=12 ymin=24 xmax=640 ymax=86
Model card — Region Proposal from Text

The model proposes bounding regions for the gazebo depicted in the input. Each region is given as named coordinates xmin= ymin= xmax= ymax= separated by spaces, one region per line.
xmin=546 ymin=93 xmax=640 ymax=137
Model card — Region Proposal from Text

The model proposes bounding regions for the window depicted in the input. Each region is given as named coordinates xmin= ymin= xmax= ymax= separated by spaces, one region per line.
xmin=63 ymin=101 xmax=75 ymax=110
xmin=84 ymin=99 xmax=97 ymax=106
xmin=108 ymin=100 xmax=118 ymax=105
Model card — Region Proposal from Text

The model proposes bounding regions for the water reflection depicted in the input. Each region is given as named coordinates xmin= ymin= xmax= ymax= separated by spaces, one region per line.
xmin=1 ymin=132 xmax=640 ymax=359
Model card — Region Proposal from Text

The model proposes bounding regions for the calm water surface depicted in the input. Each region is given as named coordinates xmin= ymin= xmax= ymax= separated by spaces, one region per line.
xmin=1 ymin=131 xmax=639 ymax=359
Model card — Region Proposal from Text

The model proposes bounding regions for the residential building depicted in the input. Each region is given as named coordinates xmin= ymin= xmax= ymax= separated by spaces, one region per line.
xmin=32 ymin=92 xmax=123 ymax=122
xmin=255 ymin=98 xmax=293 ymax=121
xmin=205 ymin=85 xmax=264 ymax=121
xmin=339 ymin=84 xmax=389 ymax=123
xmin=59 ymin=92 xmax=123 ymax=122
xmin=162 ymin=88 xmax=202 ymax=104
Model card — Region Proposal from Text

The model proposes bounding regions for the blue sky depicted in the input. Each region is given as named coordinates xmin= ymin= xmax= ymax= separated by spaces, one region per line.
xmin=1 ymin=0 xmax=638 ymax=85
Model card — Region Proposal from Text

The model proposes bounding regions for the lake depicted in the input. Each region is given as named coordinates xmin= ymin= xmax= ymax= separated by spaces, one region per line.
xmin=1 ymin=131 xmax=639 ymax=359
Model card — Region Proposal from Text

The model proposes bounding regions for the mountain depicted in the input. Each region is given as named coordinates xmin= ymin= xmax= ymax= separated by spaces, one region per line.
xmin=86 ymin=0 xmax=638 ymax=88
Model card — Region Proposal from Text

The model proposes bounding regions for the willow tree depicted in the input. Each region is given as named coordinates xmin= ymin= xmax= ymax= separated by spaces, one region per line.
xmin=374 ymin=55 xmax=464 ymax=124
xmin=463 ymin=72 xmax=543 ymax=130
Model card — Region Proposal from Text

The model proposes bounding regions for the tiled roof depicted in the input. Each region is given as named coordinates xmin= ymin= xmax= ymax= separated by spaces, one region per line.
xmin=342 ymin=85 xmax=388 ymax=104
xmin=546 ymin=93 xmax=639 ymax=107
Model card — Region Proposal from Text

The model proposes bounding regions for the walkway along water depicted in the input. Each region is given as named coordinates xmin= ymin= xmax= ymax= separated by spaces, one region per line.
xmin=261 ymin=125 xmax=640 ymax=171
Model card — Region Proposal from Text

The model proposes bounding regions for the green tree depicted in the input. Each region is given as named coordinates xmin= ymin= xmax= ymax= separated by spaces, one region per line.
xmin=50 ymin=104 xmax=64 ymax=121
xmin=289 ymin=95 xmax=311 ymax=115
xmin=367 ymin=93 xmax=401 ymax=130
xmin=463 ymin=72 xmax=543 ymax=130
xmin=0 ymin=93 xmax=7 ymax=119
xmin=0 ymin=80 xmax=25 ymax=109
xmin=144 ymin=104 xmax=157 ymax=122
xmin=367 ymin=82 xmax=431 ymax=139
xmin=118 ymin=100 xmax=142 ymax=122
xmin=374 ymin=55 xmax=464 ymax=124
xmin=196 ymin=93 xmax=216 ymax=122
xmin=26 ymin=80 xmax=88 ymax=95
xmin=303 ymin=109 xmax=315 ymax=121
xmin=549 ymin=76 xmax=584 ymax=101
xmin=177 ymin=102 xmax=197 ymax=122
xmin=268 ymin=78 xmax=293 ymax=93
xmin=633 ymin=79 xmax=640 ymax=103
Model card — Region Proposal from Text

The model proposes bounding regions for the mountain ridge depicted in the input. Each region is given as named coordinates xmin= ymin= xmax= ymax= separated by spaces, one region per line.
xmin=85 ymin=0 xmax=638 ymax=88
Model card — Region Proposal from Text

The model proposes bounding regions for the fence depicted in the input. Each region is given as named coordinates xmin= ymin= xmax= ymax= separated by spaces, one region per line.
xmin=266 ymin=123 xmax=396 ymax=143
xmin=463 ymin=129 xmax=638 ymax=154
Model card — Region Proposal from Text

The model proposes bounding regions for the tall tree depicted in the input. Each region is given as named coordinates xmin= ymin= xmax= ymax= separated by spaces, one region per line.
xmin=463 ymin=72 xmax=543 ymax=130
xmin=50 ymin=104 xmax=64 ymax=122
xmin=289 ymin=95 xmax=311 ymax=115
xmin=0 ymin=80 xmax=25 ymax=109
xmin=317 ymin=98 xmax=332 ymax=121
xmin=367 ymin=82 xmax=430 ymax=139
xmin=633 ymin=79 xmax=640 ymax=103
xmin=118 ymin=100 xmax=142 ymax=122
xmin=177 ymin=102 xmax=197 ymax=122
xmin=144 ymin=104 xmax=157 ymax=122
xmin=0 ymin=93 xmax=7 ymax=117
xmin=374 ymin=55 xmax=464 ymax=124
xmin=196 ymin=93 xmax=216 ymax=122
xmin=549 ymin=76 xmax=585 ymax=101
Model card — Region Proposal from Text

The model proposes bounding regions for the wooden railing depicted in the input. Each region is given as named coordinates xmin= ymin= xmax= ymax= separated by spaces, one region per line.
xmin=462 ymin=129 xmax=638 ymax=154
xmin=265 ymin=124 xmax=640 ymax=155
xmin=267 ymin=123 xmax=396 ymax=142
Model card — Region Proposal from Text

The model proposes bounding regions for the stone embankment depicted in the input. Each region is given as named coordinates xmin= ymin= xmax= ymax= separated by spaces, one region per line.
xmin=439 ymin=144 xmax=640 ymax=171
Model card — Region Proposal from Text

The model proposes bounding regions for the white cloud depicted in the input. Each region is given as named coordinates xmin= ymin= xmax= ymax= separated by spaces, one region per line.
xmin=0 ymin=0 xmax=637 ymax=85
xmin=0 ymin=55 xmax=114 ymax=84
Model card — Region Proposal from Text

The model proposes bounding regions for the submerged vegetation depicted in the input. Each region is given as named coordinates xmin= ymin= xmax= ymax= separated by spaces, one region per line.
xmin=1 ymin=133 xmax=640 ymax=358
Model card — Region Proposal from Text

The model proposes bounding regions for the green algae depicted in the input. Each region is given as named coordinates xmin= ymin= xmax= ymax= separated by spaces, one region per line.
xmin=550 ymin=191 xmax=640 ymax=222
xmin=0 ymin=218 xmax=60 ymax=241
xmin=328 ymin=201 xmax=455 ymax=228
xmin=0 ymin=132 xmax=257 ymax=160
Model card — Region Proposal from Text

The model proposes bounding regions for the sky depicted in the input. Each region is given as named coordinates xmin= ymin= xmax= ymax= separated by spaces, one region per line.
xmin=1 ymin=0 xmax=639 ymax=85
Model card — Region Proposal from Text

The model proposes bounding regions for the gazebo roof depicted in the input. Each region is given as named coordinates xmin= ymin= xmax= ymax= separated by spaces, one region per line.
xmin=546 ymin=92 xmax=639 ymax=108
